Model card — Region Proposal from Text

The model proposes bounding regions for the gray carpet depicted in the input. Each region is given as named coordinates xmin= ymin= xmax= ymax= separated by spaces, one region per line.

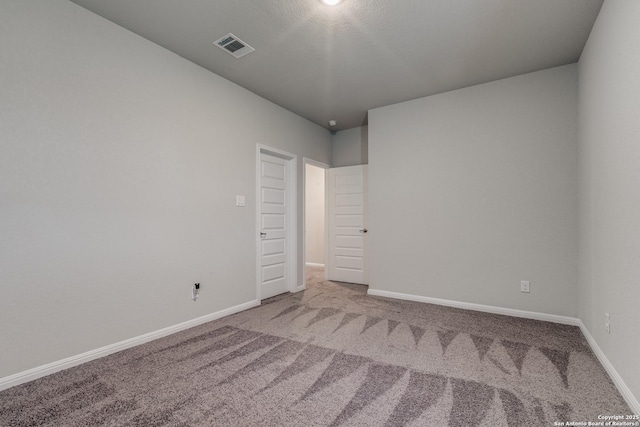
xmin=0 ymin=267 xmax=631 ymax=426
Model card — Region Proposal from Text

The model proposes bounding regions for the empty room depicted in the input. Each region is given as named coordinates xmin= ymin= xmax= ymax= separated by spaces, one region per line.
xmin=1 ymin=0 xmax=638 ymax=425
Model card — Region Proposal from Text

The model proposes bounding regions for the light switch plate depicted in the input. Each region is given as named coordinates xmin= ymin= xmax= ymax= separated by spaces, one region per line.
xmin=236 ymin=195 xmax=245 ymax=207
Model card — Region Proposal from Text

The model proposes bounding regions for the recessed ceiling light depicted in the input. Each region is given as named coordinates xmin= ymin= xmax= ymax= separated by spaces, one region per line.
xmin=322 ymin=0 xmax=342 ymax=5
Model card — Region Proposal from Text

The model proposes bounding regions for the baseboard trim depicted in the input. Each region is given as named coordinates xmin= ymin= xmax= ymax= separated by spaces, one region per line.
xmin=577 ymin=320 xmax=640 ymax=414
xmin=0 ymin=299 xmax=260 ymax=392
xmin=366 ymin=288 xmax=580 ymax=326
xmin=305 ymin=262 xmax=325 ymax=268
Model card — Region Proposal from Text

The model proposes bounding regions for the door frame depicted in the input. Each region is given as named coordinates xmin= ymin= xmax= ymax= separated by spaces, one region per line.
xmin=256 ymin=145 xmax=297 ymax=301
xmin=302 ymin=158 xmax=331 ymax=292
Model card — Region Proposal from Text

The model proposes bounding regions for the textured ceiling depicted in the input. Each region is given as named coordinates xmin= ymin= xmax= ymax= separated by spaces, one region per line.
xmin=69 ymin=0 xmax=603 ymax=131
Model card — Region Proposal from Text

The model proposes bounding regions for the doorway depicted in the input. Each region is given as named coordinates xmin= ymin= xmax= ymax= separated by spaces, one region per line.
xmin=303 ymin=159 xmax=329 ymax=289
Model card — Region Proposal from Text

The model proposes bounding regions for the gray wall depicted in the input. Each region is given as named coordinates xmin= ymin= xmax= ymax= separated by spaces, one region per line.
xmin=578 ymin=0 xmax=640 ymax=403
xmin=0 ymin=0 xmax=331 ymax=378
xmin=331 ymin=126 xmax=368 ymax=167
xmin=368 ymin=65 xmax=579 ymax=317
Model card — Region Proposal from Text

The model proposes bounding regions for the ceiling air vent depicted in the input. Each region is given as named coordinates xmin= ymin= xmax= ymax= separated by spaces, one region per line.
xmin=213 ymin=33 xmax=255 ymax=58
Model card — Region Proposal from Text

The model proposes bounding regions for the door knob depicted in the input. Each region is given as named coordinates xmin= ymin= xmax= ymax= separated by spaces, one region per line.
xmin=260 ymin=232 xmax=267 ymax=238
xmin=359 ymin=229 xmax=368 ymax=233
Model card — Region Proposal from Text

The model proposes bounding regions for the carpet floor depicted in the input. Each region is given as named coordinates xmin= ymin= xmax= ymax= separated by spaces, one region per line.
xmin=0 ymin=267 xmax=631 ymax=426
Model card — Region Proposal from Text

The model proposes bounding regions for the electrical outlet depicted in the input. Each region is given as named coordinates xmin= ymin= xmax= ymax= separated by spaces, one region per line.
xmin=192 ymin=283 xmax=200 ymax=302
xmin=520 ymin=280 xmax=530 ymax=293
xmin=605 ymin=313 xmax=610 ymax=334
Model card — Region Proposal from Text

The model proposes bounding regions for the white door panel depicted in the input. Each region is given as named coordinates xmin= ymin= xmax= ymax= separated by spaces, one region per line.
xmin=335 ymin=176 xmax=362 ymax=188
xmin=262 ymin=188 xmax=285 ymax=204
xmin=262 ymin=263 xmax=285 ymax=282
xmin=335 ymin=215 xmax=362 ymax=227
xmin=262 ymin=239 xmax=285 ymax=255
xmin=335 ymin=237 xmax=364 ymax=250
xmin=262 ymin=213 xmax=285 ymax=230
xmin=327 ymin=165 xmax=368 ymax=285
xmin=335 ymin=194 xmax=363 ymax=206
xmin=262 ymin=160 xmax=285 ymax=180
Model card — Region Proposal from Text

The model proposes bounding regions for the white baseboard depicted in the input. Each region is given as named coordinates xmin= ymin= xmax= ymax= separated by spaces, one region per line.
xmin=0 ymin=299 xmax=260 ymax=392
xmin=367 ymin=288 xmax=639 ymax=414
xmin=577 ymin=320 xmax=640 ymax=414
xmin=367 ymin=288 xmax=580 ymax=325
xmin=305 ymin=262 xmax=325 ymax=268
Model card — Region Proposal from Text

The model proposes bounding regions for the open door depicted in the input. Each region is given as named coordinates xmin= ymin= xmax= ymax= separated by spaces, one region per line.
xmin=326 ymin=165 xmax=368 ymax=284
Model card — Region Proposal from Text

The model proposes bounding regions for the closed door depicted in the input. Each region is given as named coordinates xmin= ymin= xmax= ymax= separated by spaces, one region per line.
xmin=259 ymin=153 xmax=289 ymax=299
xmin=327 ymin=165 xmax=368 ymax=284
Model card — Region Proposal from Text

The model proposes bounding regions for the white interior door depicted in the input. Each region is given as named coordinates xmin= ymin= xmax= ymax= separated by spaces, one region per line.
xmin=259 ymin=153 xmax=289 ymax=299
xmin=327 ymin=165 xmax=368 ymax=284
